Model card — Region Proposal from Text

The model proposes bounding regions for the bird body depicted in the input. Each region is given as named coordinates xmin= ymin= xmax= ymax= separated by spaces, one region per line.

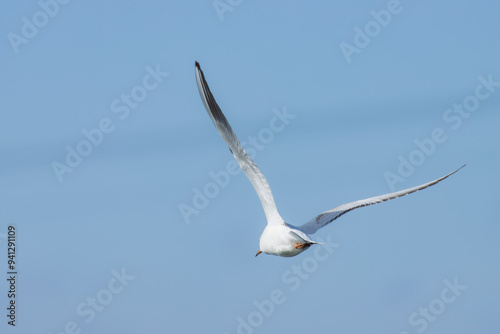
xmin=259 ymin=224 xmax=318 ymax=257
xmin=194 ymin=61 xmax=464 ymax=258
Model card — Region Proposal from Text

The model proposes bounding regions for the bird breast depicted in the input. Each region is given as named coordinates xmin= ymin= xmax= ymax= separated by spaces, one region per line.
xmin=259 ymin=225 xmax=311 ymax=257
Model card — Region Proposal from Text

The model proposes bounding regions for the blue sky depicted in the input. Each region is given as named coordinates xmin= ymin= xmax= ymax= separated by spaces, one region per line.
xmin=1 ymin=1 xmax=499 ymax=333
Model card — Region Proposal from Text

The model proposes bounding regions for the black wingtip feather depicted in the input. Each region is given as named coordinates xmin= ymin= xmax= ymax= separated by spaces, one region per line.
xmin=195 ymin=61 xmax=200 ymax=69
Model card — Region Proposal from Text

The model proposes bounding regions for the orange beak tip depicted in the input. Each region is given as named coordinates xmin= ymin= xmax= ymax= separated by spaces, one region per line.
xmin=255 ymin=250 xmax=262 ymax=257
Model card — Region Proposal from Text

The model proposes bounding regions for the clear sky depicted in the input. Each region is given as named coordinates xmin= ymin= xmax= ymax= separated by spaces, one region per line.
xmin=1 ymin=1 xmax=499 ymax=333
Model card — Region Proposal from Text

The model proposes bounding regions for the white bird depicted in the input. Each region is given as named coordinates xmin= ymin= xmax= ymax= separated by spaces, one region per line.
xmin=195 ymin=62 xmax=464 ymax=258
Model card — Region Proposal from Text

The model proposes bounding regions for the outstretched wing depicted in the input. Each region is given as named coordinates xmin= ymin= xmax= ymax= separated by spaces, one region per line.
xmin=297 ymin=165 xmax=465 ymax=235
xmin=195 ymin=62 xmax=284 ymax=226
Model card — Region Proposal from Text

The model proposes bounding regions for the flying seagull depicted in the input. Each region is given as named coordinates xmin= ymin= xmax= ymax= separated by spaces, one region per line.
xmin=194 ymin=61 xmax=464 ymax=258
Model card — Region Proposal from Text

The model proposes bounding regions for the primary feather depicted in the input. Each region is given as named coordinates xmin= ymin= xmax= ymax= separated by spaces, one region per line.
xmin=297 ymin=165 xmax=466 ymax=235
xmin=195 ymin=62 xmax=285 ymax=226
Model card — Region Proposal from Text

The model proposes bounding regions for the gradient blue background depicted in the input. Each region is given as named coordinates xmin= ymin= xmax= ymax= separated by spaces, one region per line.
xmin=1 ymin=1 xmax=499 ymax=333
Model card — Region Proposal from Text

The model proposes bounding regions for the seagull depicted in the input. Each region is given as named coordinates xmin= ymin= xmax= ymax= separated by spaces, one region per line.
xmin=194 ymin=61 xmax=465 ymax=258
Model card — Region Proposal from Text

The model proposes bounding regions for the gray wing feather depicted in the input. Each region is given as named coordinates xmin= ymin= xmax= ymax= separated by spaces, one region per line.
xmin=298 ymin=165 xmax=465 ymax=235
xmin=195 ymin=62 xmax=284 ymax=226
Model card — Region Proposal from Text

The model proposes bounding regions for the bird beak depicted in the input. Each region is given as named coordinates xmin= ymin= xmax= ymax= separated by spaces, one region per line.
xmin=255 ymin=250 xmax=262 ymax=257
